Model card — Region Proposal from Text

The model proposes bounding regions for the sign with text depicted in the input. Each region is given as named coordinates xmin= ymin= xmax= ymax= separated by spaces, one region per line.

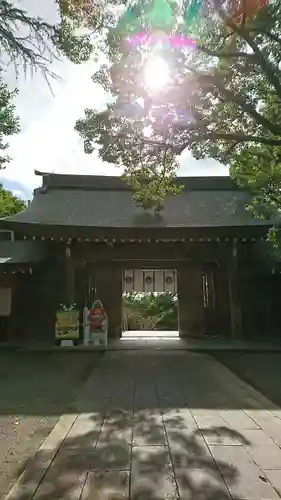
xmin=55 ymin=310 xmax=79 ymax=340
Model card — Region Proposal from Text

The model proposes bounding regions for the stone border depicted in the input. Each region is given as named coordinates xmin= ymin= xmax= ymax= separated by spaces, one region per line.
xmin=4 ymin=413 xmax=79 ymax=499
xmin=4 ymin=352 xmax=106 ymax=500
xmin=206 ymin=354 xmax=281 ymax=419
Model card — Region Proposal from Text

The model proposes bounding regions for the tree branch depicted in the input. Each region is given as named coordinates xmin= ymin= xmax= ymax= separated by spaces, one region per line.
xmin=225 ymin=19 xmax=281 ymax=99
xmin=198 ymin=46 xmax=255 ymax=59
xmin=255 ymin=30 xmax=281 ymax=46
xmin=186 ymin=67 xmax=281 ymax=136
xmin=219 ymin=86 xmax=281 ymax=136
xmin=176 ymin=133 xmax=281 ymax=154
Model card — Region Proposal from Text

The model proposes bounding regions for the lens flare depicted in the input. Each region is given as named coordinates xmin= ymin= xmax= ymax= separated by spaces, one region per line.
xmin=143 ymin=56 xmax=170 ymax=92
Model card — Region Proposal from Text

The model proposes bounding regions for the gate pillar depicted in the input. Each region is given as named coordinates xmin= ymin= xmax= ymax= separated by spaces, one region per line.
xmin=178 ymin=265 xmax=205 ymax=338
xmin=95 ymin=265 xmax=123 ymax=338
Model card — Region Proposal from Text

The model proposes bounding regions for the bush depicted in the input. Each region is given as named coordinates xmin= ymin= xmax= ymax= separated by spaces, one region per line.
xmin=123 ymin=292 xmax=178 ymax=331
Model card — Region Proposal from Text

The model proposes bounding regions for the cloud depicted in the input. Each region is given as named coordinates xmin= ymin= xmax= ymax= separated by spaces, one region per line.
xmin=179 ymin=150 xmax=228 ymax=176
xmin=0 ymin=0 xmax=228 ymax=193
xmin=0 ymin=177 xmax=32 ymax=200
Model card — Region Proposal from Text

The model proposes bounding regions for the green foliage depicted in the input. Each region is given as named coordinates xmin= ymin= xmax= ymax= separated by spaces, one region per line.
xmin=0 ymin=77 xmax=19 ymax=169
xmin=0 ymin=183 xmax=25 ymax=217
xmin=0 ymin=76 xmax=24 ymax=214
xmin=0 ymin=1 xmax=99 ymax=175
xmin=74 ymin=0 xmax=281 ymax=217
xmin=123 ymin=292 xmax=178 ymax=330
xmin=0 ymin=1 xmax=98 ymax=80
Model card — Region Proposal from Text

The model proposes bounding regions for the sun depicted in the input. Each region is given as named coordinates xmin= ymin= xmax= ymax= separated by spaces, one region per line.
xmin=143 ymin=55 xmax=170 ymax=92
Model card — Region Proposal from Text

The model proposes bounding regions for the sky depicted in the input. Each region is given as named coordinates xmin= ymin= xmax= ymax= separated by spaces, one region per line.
xmin=0 ymin=0 xmax=228 ymax=200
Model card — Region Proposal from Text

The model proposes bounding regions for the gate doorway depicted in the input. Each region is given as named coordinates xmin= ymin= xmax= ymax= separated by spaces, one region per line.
xmin=122 ymin=269 xmax=179 ymax=339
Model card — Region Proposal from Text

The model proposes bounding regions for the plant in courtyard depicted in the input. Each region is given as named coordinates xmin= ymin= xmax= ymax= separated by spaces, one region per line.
xmin=123 ymin=292 xmax=178 ymax=330
xmin=75 ymin=0 xmax=281 ymax=218
xmin=59 ymin=302 xmax=77 ymax=312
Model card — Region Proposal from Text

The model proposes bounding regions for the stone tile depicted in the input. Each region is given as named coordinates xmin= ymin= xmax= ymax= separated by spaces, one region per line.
xmin=162 ymin=407 xmax=197 ymax=429
xmin=88 ymin=441 xmax=131 ymax=471
xmin=189 ymin=410 xmax=243 ymax=445
xmin=106 ymin=408 xmax=134 ymax=420
xmin=242 ymin=429 xmax=281 ymax=470
xmin=245 ymin=410 xmax=281 ymax=446
xmin=131 ymin=446 xmax=177 ymax=500
xmin=271 ymin=408 xmax=281 ymax=421
xmin=61 ymin=413 xmax=103 ymax=449
xmin=219 ymin=409 xmax=260 ymax=430
xmin=190 ymin=409 xmax=231 ymax=430
xmin=210 ymin=445 xmax=280 ymax=500
xmin=7 ymin=349 xmax=281 ymax=500
xmin=70 ymin=396 xmax=110 ymax=414
xmin=132 ymin=446 xmax=173 ymax=473
xmin=81 ymin=471 xmax=129 ymax=500
xmin=50 ymin=448 xmax=94 ymax=473
xmin=170 ymin=433 xmax=215 ymax=471
xmin=201 ymin=428 xmax=242 ymax=446
xmin=158 ymin=393 xmax=186 ymax=407
xmin=263 ymin=470 xmax=281 ymax=497
xmin=163 ymin=409 xmax=199 ymax=449
xmin=98 ymin=424 xmax=133 ymax=445
xmin=176 ymin=467 xmax=231 ymax=500
xmin=98 ymin=409 xmax=134 ymax=445
xmin=134 ymin=399 xmax=160 ymax=411
xmin=131 ymin=472 xmax=178 ymax=500
xmin=33 ymin=468 xmax=86 ymax=500
xmin=109 ymin=397 xmax=134 ymax=411
xmin=133 ymin=411 xmax=167 ymax=446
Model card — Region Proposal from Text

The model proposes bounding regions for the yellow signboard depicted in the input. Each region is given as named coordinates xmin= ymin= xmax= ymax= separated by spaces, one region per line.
xmin=55 ymin=310 xmax=80 ymax=340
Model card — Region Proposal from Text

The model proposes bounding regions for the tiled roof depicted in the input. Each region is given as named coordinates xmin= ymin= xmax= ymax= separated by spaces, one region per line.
xmin=0 ymin=173 xmax=273 ymax=230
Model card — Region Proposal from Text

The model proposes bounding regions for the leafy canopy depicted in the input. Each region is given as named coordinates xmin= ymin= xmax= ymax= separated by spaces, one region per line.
xmin=74 ymin=0 xmax=281 ymax=215
xmin=0 ymin=1 xmax=101 ymax=80
xmin=0 ymin=1 xmax=103 ymax=167
xmin=0 ymin=1 xmax=100 ymax=210
xmin=0 ymin=183 xmax=25 ymax=217
xmin=0 ymin=76 xmax=19 ymax=168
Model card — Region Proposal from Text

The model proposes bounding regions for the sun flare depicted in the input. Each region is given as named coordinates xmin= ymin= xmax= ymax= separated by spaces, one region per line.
xmin=143 ymin=56 xmax=170 ymax=92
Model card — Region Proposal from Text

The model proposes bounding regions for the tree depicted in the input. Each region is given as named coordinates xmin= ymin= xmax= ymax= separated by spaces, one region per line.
xmin=75 ymin=0 xmax=281 ymax=213
xmin=0 ymin=72 xmax=25 ymax=216
xmin=0 ymin=1 xmax=105 ymax=79
xmin=0 ymin=75 xmax=19 ymax=168
xmin=0 ymin=183 xmax=25 ymax=217
xmin=0 ymin=1 xmax=100 ymax=185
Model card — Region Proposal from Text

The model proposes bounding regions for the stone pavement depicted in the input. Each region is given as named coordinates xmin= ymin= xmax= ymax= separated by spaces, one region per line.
xmin=5 ymin=350 xmax=281 ymax=500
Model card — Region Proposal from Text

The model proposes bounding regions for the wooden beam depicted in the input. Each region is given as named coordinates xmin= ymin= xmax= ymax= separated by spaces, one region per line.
xmin=71 ymin=241 xmax=230 ymax=263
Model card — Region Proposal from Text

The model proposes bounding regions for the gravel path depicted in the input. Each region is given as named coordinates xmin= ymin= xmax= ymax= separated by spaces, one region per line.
xmin=0 ymin=350 xmax=102 ymax=499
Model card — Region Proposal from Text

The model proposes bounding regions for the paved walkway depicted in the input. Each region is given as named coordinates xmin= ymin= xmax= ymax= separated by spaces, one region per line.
xmin=6 ymin=350 xmax=281 ymax=500
xmin=113 ymin=333 xmax=281 ymax=351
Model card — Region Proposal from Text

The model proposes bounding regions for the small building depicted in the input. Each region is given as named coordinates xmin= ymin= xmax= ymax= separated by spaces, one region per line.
xmin=0 ymin=171 xmax=279 ymax=343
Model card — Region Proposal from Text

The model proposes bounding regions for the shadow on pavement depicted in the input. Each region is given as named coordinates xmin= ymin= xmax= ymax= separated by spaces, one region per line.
xmin=11 ymin=411 xmax=249 ymax=500
xmin=3 ymin=350 xmax=281 ymax=499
